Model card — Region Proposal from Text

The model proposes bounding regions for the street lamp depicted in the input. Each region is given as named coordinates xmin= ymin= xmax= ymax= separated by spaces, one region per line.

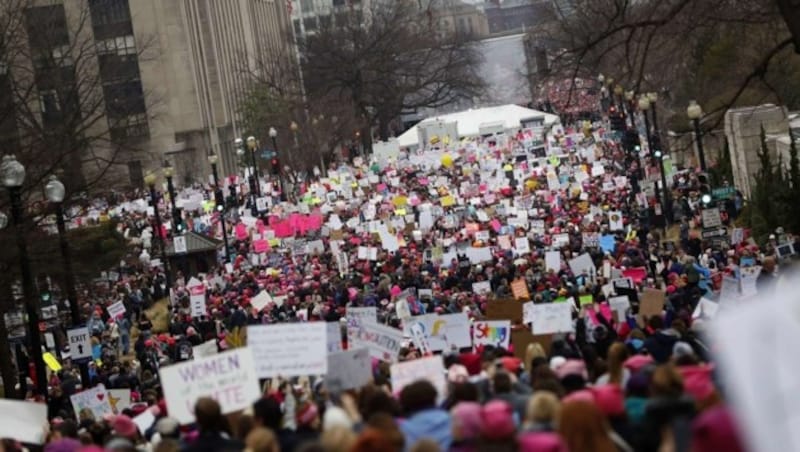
xmin=687 ymin=100 xmax=707 ymax=171
xmin=208 ymin=154 xmax=230 ymax=262
xmin=625 ymin=90 xmax=636 ymax=128
xmin=0 ymin=155 xmax=47 ymax=400
xmin=144 ymin=172 xmax=171 ymax=291
xmin=246 ymin=136 xmax=261 ymax=198
xmin=44 ymin=175 xmax=90 ymax=386
xmin=268 ymin=127 xmax=286 ymax=202
xmin=163 ymin=161 xmax=180 ymax=234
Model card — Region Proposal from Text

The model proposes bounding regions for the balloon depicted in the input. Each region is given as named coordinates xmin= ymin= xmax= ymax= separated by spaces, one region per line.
xmin=441 ymin=153 xmax=453 ymax=168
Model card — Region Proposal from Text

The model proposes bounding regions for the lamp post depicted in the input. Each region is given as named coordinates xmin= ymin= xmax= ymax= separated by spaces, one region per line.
xmin=144 ymin=172 xmax=171 ymax=292
xmin=614 ymin=85 xmax=624 ymax=110
xmin=625 ymin=91 xmax=636 ymax=129
xmin=0 ymin=155 xmax=47 ymax=400
xmin=269 ymin=127 xmax=286 ymax=202
xmin=647 ymin=92 xmax=671 ymax=223
xmin=606 ymin=77 xmax=615 ymax=107
xmin=208 ymin=154 xmax=230 ymax=262
xmin=163 ymin=162 xmax=180 ymax=234
xmin=237 ymin=138 xmax=258 ymax=216
xmin=687 ymin=100 xmax=706 ymax=171
xmin=44 ymin=175 xmax=90 ymax=386
xmin=247 ymin=136 xmax=261 ymax=198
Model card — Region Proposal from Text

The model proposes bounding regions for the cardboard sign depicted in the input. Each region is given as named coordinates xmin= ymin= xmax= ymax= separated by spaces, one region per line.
xmin=638 ymin=288 xmax=665 ymax=324
xmin=0 ymin=399 xmax=48 ymax=445
xmin=531 ymin=303 xmax=573 ymax=335
xmin=473 ymin=320 xmax=511 ymax=349
xmin=159 ymin=348 xmax=261 ymax=424
xmin=511 ymin=279 xmax=530 ymax=300
xmin=70 ymin=384 xmax=113 ymax=420
xmin=326 ymin=348 xmax=373 ymax=393
xmin=350 ymin=321 xmax=404 ymax=362
xmin=391 ymin=355 xmax=447 ymax=403
xmin=486 ymin=300 xmax=523 ymax=324
xmin=247 ymin=323 xmax=327 ymax=378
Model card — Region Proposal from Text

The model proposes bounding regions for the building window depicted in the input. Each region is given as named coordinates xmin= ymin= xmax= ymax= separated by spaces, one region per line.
xmin=89 ymin=0 xmax=132 ymax=27
xmin=293 ymin=19 xmax=302 ymax=35
xmin=96 ymin=35 xmax=137 ymax=56
xmin=303 ymin=17 xmax=317 ymax=31
xmin=300 ymin=0 xmax=314 ymax=13
xmin=110 ymin=112 xmax=149 ymax=140
xmin=39 ymin=90 xmax=60 ymax=114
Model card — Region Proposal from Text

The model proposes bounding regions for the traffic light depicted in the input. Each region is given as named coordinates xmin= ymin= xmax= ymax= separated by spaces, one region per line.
xmin=609 ymin=107 xmax=626 ymax=131
xmin=214 ymin=188 xmax=225 ymax=212
xmin=228 ymin=185 xmax=237 ymax=206
xmin=172 ymin=207 xmax=185 ymax=233
xmin=698 ymin=173 xmax=712 ymax=204
xmin=270 ymin=158 xmax=280 ymax=175
xmin=623 ymin=128 xmax=640 ymax=152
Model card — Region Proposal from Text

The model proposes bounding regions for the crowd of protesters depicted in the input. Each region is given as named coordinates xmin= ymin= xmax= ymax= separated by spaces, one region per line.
xmin=3 ymin=95 xmax=796 ymax=452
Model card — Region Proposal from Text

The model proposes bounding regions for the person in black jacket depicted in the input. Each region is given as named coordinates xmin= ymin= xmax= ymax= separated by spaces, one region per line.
xmin=181 ymin=397 xmax=243 ymax=452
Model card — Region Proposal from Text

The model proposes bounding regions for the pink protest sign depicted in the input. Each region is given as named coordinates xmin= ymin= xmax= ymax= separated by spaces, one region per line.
xmin=235 ymin=223 xmax=248 ymax=241
xmin=253 ymin=239 xmax=269 ymax=253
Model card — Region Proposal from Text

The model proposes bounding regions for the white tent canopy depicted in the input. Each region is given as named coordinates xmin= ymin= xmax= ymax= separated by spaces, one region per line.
xmin=397 ymin=104 xmax=560 ymax=148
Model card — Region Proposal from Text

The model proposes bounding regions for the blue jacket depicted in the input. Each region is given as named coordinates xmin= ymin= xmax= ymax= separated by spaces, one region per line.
xmin=399 ymin=409 xmax=452 ymax=452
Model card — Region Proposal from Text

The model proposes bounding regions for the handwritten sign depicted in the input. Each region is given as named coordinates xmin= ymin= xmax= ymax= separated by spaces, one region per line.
xmin=531 ymin=303 xmax=573 ymax=335
xmin=159 ymin=348 xmax=261 ymax=424
xmin=247 ymin=323 xmax=327 ymax=378
xmin=473 ymin=320 xmax=511 ymax=349
xmin=346 ymin=307 xmax=377 ymax=347
xmin=188 ymin=279 xmax=206 ymax=318
xmin=511 ymin=279 xmax=530 ymax=300
xmin=326 ymin=348 xmax=373 ymax=393
xmin=349 ymin=321 xmax=404 ymax=362
xmin=390 ymin=355 xmax=447 ymax=403
xmin=472 ymin=281 xmax=491 ymax=295
xmin=70 ymin=384 xmax=113 ymax=420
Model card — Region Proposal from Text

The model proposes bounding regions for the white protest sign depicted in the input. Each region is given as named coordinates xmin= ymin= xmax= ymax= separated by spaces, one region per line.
xmin=391 ymin=355 xmax=447 ymax=403
xmin=515 ymin=237 xmax=531 ymax=255
xmin=350 ymin=321 xmax=404 ymax=362
xmin=106 ymin=301 xmax=126 ymax=319
xmin=472 ymin=281 xmax=491 ymax=295
xmin=0 ymin=399 xmax=48 ymax=445
xmin=545 ymin=251 xmax=561 ymax=272
xmin=193 ymin=339 xmax=218 ymax=359
xmin=250 ymin=291 xmax=273 ymax=312
xmin=473 ymin=320 xmax=511 ymax=349
xmin=326 ymin=348 xmax=373 ymax=393
xmin=174 ymin=235 xmax=188 ymax=254
xmin=67 ymin=326 xmax=92 ymax=360
xmin=568 ymin=253 xmax=595 ymax=278
xmin=608 ymin=296 xmax=631 ymax=320
xmin=187 ymin=278 xmax=206 ymax=318
xmin=133 ymin=409 xmax=156 ymax=435
xmin=531 ymin=303 xmax=573 ymax=335
xmin=255 ymin=197 xmax=269 ymax=212
xmin=159 ymin=348 xmax=261 ymax=424
xmin=395 ymin=299 xmax=412 ymax=319
xmin=523 ymin=302 xmax=535 ymax=324
xmin=327 ymin=322 xmax=343 ymax=353
xmin=70 ymin=384 xmax=113 ymax=420
xmin=108 ymin=389 xmax=132 ymax=414
xmin=247 ymin=323 xmax=327 ymax=378
xmin=346 ymin=307 xmax=377 ymax=346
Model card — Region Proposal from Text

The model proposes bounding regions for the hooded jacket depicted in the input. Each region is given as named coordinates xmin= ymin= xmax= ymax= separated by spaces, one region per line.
xmin=399 ymin=408 xmax=452 ymax=452
xmin=643 ymin=329 xmax=680 ymax=363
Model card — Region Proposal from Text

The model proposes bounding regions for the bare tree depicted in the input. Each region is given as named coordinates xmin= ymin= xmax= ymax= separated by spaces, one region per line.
xmin=541 ymin=0 xmax=800 ymax=127
xmin=0 ymin=0 xmax=156 ymax=204
xmin=298 ymin=0 xmax=485 ymax=146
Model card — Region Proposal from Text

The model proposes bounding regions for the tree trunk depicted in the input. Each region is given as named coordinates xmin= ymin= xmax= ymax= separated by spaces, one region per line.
xmin=776 ymin=0 xmax=800 ymax=54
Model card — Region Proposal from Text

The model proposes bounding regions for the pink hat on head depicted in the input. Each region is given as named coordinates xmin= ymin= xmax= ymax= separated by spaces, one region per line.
xmin=112 ymin=414 xmax=138 ymax=439
xmin=480 ymin=400 xmax=515 ymax=440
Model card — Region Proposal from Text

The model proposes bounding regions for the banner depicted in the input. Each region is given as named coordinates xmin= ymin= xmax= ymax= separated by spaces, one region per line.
xmin=247 ymin=323 xmax=327 ymax=378
xmin=159 ymin=348 xmax=261 ymax=424
xmin=350 ymin=321 xmax=404 ymax=362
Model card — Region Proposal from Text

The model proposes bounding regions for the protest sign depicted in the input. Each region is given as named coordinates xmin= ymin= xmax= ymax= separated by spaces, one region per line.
xmin=346 ymin=307 xmax=377 ymax=347
xmin=511 ymin=279 xmax=530 ymax=300
xmin=108 ymin=389 xmax=132 ymax=414
xmin=515 ymin=237 xmax=530 ymax=255
xmin=638 ymin=288 xmax=665 ymax=324
xmin=326 ymin=348 xmax=373 ymax=393
xmin=403 ymin=313 xmax=471 ymax=352
xmin=250 ymin=291 xmax=273 ymax=312
xmin=472 ymin=281 xmax=491 ymax=295
xmin=568 ymin=253 xmax=595 ymax=278
xmin=473 ymin=320 xmax=511 ymax=349
xmin=350 ymin=321 xmax=404 ymax=362
xmin=247 ymin=323 xmax=327 ymax=378
xmin=193 ymin=339 xmax=218 ymax=358
xmin=327 ymin=322 xmax=343 ymax=353
xmin=71 ymin=384 xmax=113 ymax=420
xmin=106 ymin=301 xmax=126 ymax=319
xmin=523 ymin=302 xmax=535 ymax=324
xmin=187 ymin=278 xmax=206 ymax=318
xmin=486 ymin=299 xmax=523 ymax=323
xmin=531 ymin=303 xmax=573 ymax=335
xmin=159 ymin=348 xmax=261 ymax=424
xmin=545 ymin=251 xmax=561 ymax=272
xmin=133 ymin=410 xmax=156 ymax=435
xmin=391 ymin=355 xmax=447 ymax=403
xmin=0 ymin=399 xmax=48 ymax=445
xmin=608 ymin=296 xmax=630 ymax=320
